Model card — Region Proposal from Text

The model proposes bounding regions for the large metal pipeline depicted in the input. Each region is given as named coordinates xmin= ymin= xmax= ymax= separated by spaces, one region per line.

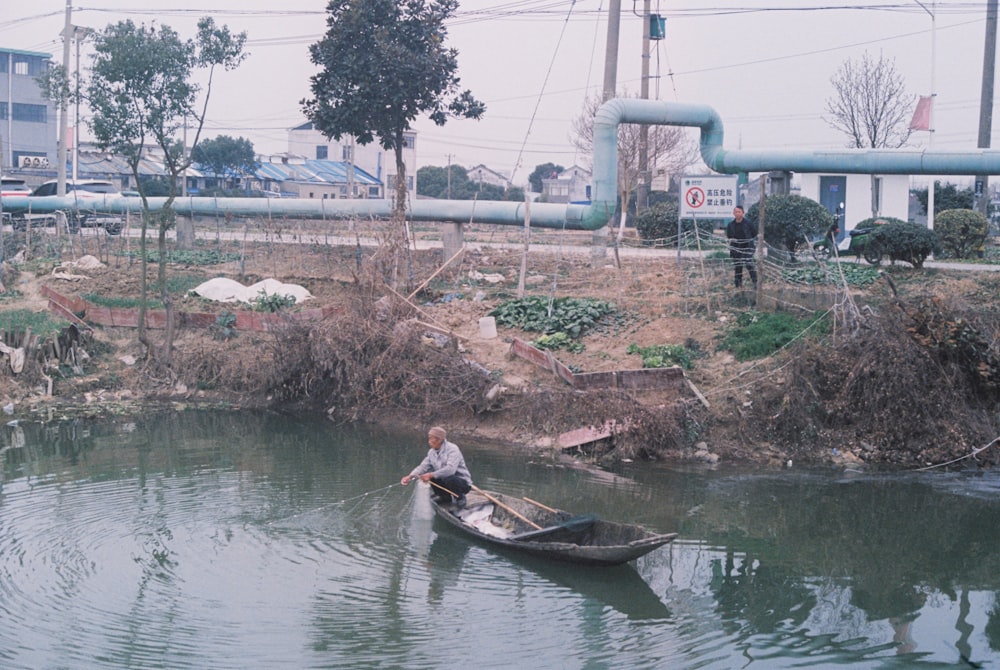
xmin=6 ymin=98 xmax=1000 ymax=231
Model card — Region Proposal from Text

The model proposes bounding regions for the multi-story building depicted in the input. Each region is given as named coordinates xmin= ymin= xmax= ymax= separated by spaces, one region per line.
xmin=287 ymin=122 xmax=416 ymax=198
xmin=0 ymin=47 xmax=57 ymax=173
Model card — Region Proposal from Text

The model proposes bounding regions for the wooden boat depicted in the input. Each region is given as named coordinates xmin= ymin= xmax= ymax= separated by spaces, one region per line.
xmin=430 ymin=488 xmax=677 ymax=567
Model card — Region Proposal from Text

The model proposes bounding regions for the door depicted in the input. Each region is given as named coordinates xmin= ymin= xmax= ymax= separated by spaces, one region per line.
xmin=819 ymin=175 xmax=846 ymax=241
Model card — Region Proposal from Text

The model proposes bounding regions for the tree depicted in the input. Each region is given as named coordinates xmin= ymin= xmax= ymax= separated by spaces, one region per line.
xmin=746 ymin=194 xmax=834 ymax=257
xmin=302 ymin=0 xmax=484 ymax=224
xmin=416 ymin=164 xmax=469 ymax=199
xmin=571 ymin=91 xmax=698 ymax=239
xmin=417 ymin=164 xmax=525 ymax=201
xmin=528 ymin=163 xmax=564 ymax=194
xmin=191 ymin=135 xmax=258 ymax=189
xmin=825 ymin=52 xmax=915 ymax=150
xmin=915 ymin=182 xmax=974 ymax=214
xmin=86 ymin=18 xmax=246 ymax=365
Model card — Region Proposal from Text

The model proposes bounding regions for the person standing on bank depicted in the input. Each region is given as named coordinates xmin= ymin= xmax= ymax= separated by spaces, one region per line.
xmin=725 ymin=205 xmax=758 ymax=289
xmin=401 ymin=426 xmax=472 ymax=508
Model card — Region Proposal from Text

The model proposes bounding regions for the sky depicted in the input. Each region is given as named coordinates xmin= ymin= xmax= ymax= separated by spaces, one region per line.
xmin=1 ymin=1 xmax=996 ymax=188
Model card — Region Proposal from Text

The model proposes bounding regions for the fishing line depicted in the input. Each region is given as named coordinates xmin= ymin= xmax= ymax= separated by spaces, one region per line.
xmin=267 ymin=482 xmax=400 ymax=526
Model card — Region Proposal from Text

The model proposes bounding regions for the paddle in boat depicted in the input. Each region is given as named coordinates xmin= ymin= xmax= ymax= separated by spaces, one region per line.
xmin=429 ymin=485 xmax=677 ymax=567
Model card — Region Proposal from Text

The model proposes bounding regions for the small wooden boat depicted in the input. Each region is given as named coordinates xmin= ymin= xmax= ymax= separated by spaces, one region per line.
xmin=430 ymin=488 xmax=677 ymax=566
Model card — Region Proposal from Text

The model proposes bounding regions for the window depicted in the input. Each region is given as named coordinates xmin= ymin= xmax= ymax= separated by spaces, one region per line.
xmin=12 ymin=103 xmax=46 ymax=123
xmin=0 ymin=102 xmax=6 ymax=120
xmin=13 ymin=61 xmax=27 ymax=76
xmin=316 ymin=146 xmax=328 ymax=160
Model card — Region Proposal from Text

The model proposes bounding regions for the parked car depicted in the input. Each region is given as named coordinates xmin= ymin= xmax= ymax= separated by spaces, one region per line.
xmin=24 ymin=179 xmax=124 ymax=234
xmin=1 ymin=177 xmax=32 ymax=197
xmin=0 ymin=177 xmax=32 ymax=226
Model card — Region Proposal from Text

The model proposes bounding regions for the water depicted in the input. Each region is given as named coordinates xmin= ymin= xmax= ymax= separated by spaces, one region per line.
xmin=2 ymin=410 xmax=1000 ymax=668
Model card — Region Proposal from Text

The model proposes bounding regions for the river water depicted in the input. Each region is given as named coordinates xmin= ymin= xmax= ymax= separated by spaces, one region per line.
xmin=1 ymin=410 xmax=999 ymax=669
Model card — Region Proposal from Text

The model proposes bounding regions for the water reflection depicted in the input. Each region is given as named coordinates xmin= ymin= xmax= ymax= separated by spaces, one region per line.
xmin=2 ymin=411 xmax=1000 ymax=667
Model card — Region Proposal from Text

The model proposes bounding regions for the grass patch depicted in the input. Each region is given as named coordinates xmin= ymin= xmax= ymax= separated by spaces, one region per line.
xmin=717 ymin=310 xmax=830 ymax=361
xmin=83 ymin=294 xmax=164 ymax=309
xmin=0 ymin=309 xmax=71 ymax=338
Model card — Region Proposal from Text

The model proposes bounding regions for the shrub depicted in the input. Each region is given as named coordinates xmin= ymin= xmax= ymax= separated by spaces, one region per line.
xmin=864 ymin=219 xmax=940 ymax=268
xmin=934 ymin=208 xmax=988 ymax=259
xmin=746 ymin=194 xmax=835 ymax=257
xmin=634 ymin=201 xmax=716 ymax=246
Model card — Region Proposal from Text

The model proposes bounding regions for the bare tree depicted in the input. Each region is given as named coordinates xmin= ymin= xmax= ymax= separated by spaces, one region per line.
xmin=825 ymin=52 xmax=915 ymax=149
xmin=572 ymin=91 xmax=699 ymax=240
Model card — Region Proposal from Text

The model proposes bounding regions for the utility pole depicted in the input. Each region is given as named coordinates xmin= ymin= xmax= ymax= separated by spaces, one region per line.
xmin=446 ymin=153 xmax=453 ymax=199
xmin=594 ymin=0 xmax=622 ymax=263
xmin=601 ymin=0 xmax=621 ymax=100
xmin=976 ymin=0 xmax=998 ymax=217
xmin=637 ymin=0 xmax=652 ymax=212
xmin=57 ymin=0 xmax=72 ymax=196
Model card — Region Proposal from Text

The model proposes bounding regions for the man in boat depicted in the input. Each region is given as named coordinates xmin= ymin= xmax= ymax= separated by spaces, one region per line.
xmin=400 ymin=426 xmax=472 ymax=508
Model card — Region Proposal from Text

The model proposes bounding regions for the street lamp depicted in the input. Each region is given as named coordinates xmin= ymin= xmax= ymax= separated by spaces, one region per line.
xmin=914 ymin=0 xmax=936 ymax=230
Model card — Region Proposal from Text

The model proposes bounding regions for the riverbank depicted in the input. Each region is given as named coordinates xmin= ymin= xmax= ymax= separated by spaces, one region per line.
xmin=4 ymin=222 xmax=1000 ymax=470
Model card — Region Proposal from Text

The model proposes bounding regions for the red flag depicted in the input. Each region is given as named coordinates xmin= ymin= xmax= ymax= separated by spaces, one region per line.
xmin=909 ymin=95 xmax=933 ymax=131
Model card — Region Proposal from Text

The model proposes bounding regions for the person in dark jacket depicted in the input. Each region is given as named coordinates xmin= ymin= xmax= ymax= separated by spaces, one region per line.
xmin=725 ymin=205 xmax=758 ymax=288
xmin=401 ymin=426 xmax=472 ymax=508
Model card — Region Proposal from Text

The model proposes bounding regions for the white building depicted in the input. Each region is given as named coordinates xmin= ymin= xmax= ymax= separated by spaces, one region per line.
xmin=467 ymin=164 xmax=510 ymax=189
xmin=542 ymin=165 xmax=592 ymax=204
xmin=798 ymin=173 xmax=911 ymax=231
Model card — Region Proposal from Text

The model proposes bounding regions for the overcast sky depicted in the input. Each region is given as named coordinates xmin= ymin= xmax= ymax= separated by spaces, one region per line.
xmin=1 ymin=1 xmax=995 ymax=187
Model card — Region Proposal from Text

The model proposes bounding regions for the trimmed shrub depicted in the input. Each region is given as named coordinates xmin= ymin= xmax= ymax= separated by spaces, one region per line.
xmin=746 ymin=194 xmax=835 ymax=257
xmin=865 ymin=219 xmax=940 ymax=268
xmin=934 ymin=208 xmax=988 ymax=259
xmin=634 ymin=201 xmax=716 ymax=246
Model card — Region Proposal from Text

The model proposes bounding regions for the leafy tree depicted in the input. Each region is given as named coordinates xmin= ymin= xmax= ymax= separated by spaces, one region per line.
xmin=86 ymin=17 xmax=246 ymax=364
xmin=915 ymin=182 xmax=974 ymax=215
xmin=303 ymin=0 xmax=484 ymax=224
xmin=934 ymin=209 xmax=988 ymax=259
xmin=417 ymin=164 xmax=523 ymax=201
xmin=528 ymin=163 xmax=564 ymax=193
xmin=746 ymin=195 xmax=835 ymax=257
xmin=416 ymin=164 xmax=469 ymax=198
xmin=825 ymin=52 xmax=914 ymax=149
xmin=191 ymin=135 xmax=258 ymax=189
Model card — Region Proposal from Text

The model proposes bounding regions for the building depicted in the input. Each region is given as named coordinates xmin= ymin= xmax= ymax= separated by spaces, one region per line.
xmin=542 ymin=165 xmax=592 ymax=204
xmin=0 ymin=48 xmax=57 ymax=172
xmin=287 ymin=122 xmax=415 ymax=198
xmin=467 ymin=164 xmax=510 ymax=189
xmin=798 ymin=173 xmax=910 ymax=232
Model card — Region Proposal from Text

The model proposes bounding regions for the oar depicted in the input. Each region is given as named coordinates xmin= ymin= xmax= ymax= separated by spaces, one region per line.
xmin=427 ymin=480 xmax=458 ymax=498
xmin=522 ymin=496 xmax=559 ymax=514
xmin=471 ymin=485 xmax=542 ymax=530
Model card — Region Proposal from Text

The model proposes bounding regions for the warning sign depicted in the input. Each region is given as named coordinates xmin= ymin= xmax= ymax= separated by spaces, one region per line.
xmin=679 ymin=176 xmax=738 ymax=219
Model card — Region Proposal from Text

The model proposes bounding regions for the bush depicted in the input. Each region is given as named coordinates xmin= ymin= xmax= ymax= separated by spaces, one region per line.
xmin=934 ymin=208 xmax=988 ymax=259
xmin=634 ymin=201 xmax=716 ymax=246
xmin=746 ymin=194 xmax=835 ymax=257
xmin=865 ymin=220 xmax=940 ymax=268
